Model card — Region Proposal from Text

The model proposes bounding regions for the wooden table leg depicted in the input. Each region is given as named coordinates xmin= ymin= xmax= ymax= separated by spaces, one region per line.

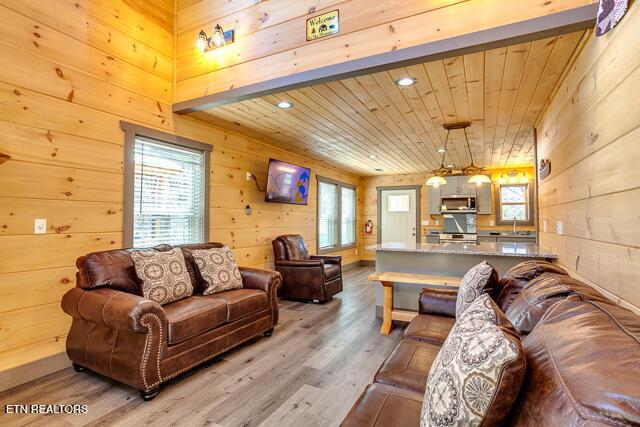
xmin=380 ymin=281 xmax=394 ymax=335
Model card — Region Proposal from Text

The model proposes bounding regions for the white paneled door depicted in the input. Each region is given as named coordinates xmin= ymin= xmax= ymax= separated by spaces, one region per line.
xmin=380 ymin=189 xmax=417 ymax=244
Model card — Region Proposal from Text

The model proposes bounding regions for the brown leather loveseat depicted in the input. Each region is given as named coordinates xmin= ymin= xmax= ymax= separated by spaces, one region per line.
xmin=272 ymin=234 xmax=343 ymax=303
xmin=61 ymin=243 xmax=281 ymax=400
xmin=342 ymin=261 xmax=640 ymax=426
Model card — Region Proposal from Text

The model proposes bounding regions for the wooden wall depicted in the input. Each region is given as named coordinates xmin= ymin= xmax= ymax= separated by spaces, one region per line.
xmin=537 ymin=6 xmax=640 ymax=312
xmin=361 ymin=168 xmax=535 ymax=260
xmin=0 ymin=0 xmax=360 ymax=390
xmin=174 ymin=0 xmax=596 ymax=103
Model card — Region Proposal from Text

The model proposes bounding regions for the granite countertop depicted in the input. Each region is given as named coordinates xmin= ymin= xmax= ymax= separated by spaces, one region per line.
xmin=367 ymin=241 xmax=557 ymax=259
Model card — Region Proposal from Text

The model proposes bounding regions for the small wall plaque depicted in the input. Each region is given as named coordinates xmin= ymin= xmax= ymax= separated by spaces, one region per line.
xmin=306 ymin=10 xmax=339 ymax=41
xmin=539 ymin=159 xmax=551 ymax=180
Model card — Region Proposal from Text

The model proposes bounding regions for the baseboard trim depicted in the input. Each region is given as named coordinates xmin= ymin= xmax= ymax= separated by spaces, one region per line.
xmin=0 ymin=351 xmax=71 ymax=393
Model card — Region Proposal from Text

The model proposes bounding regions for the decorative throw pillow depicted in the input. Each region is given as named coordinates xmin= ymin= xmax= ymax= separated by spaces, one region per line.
xmin=131 ymin=248 xmax=193 ymax=305
xmin=421 ymin=294 xmax=526 ymax=427
xmin=192 ymin=246 xmax=243 ymax=295
xmin=456 ymin=261 xmax=499 ymax=317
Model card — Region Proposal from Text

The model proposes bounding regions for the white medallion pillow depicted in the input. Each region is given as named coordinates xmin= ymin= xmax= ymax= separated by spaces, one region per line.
xmin=421 ymin=294 xmax=526 ymax=427
xmin=456 ymin=261 xmax=497 ymax=317
xmin=131 ymin=248 xmax=193 ymax=305
xmin=192 ymin=246 xmax=243 ymax=295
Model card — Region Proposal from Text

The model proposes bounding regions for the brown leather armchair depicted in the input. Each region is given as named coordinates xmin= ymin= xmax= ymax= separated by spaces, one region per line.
xmin=272 ymin=235 xmax=343 ymax=303
xmin=61 ymin=242 xmax=281 ymax=401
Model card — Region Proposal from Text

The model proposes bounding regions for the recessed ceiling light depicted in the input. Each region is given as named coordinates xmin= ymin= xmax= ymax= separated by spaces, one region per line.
xmin=374 ymin=168 xmax=384 ymax=172
xmin=276 ymin=101 xmax=293 ymax=109
xmin=369 ymin=154 xmax=377 ymax=159
xmin=395 ymin=77 xmax=417 ymax=87
xmin=437 ymin=148 xmax=447 ymax=153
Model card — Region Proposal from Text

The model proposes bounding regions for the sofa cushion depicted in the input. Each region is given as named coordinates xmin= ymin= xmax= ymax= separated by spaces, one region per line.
xmin=324 ymin=263 xmax=340 ymax=281
xmin=504 ymin=273 xmax=575 ymax=335
xmin=163 ymin=296 xmax=227 ymax=345
xmin=497 ymin=260 xmax=568 ymax=311
xmin=510 ymin=296 xmax=640 ymax=426
xmin=404 ymin=314 xmax=455 ymax=346
xmin=421 ymin=294 xmax=526 ymax=427
xmin=374 ymin=339 xmax=440 ymax=394
xmin=204 ymin=289 xmax=268 ymax=323
xmin=342 ymin=383 xmax=422 ymax=427
xmin=192 ymin=247 xmax=243 ymax=295
xmin=131 ymin=248 xmax=193 ymax=305
xmin=456 ymin=261 xmax=500 ymax=317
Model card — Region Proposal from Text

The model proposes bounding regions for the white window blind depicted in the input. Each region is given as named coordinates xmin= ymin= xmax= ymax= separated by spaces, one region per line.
xmin=341 ymin=186 xmax=356 ymax=246
xmin=318 ymin=181 xmax=338 ymax=249
xmin=133 ymin=136 xmax=205 ymax=247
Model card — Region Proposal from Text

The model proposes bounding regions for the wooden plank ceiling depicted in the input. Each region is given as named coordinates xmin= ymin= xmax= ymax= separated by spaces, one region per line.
xmin=190 ymin=31 xmax=586 ymax=176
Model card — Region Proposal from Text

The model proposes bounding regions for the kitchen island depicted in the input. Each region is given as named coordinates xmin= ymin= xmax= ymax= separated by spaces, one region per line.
xmin=369 ymin=241 xmax=557 ymax=315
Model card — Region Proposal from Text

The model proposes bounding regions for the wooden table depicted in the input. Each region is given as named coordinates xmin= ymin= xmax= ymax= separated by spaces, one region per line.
xmin=368 ymin=272 xmax=462 ymax=335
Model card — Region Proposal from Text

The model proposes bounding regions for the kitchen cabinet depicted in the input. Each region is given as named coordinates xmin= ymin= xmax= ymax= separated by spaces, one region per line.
xmin=428 ymin=185 xmax=442 ymax=214
xmin=476 ymin=178 xmax=493 ymax=214
xmin=441 ymin=176 xmax=460 ymax=197
xmin=458 ymin=177 xmax=477 ymax=196
xmin=496 ymin=236 xmax=536 ymax=244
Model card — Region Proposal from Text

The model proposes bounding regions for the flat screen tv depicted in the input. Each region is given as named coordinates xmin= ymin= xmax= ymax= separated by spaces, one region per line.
xmin=265 ymin=158 xmax=311 ymax=205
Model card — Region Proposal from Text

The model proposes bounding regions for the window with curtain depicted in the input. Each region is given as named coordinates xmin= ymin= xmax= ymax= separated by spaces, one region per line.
xmin=318 ymin=177 xmax=357 ymax=252
xmin=132 ymin=136 xmax=206 ymax=247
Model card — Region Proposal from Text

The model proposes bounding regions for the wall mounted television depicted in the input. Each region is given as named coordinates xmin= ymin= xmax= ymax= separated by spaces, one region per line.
xmin=265 ymin=158 xmax=311 ymax=205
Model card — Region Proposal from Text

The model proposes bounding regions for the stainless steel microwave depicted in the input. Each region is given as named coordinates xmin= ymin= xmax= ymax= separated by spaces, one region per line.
xmin=440 ymin=196 xmax=476 ymax=213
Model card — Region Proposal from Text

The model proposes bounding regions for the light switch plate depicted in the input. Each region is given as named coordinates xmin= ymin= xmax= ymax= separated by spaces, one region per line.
xmin=246 ymin=172 xmax=252 ymax=181
xmin=34 ymin=218 xmax=47 ymax=234
xmin=421 ymin=220 xmax=428 ymax=226
xmin=435 ymin=220 xmax=440 ymax=226
xmin=543 ymin=220 xmax=548 ymax=232
xmin=556 ymin=221 xmax=563 ymax=236
xmin=489 ymin=220 xmax=495 ymax=227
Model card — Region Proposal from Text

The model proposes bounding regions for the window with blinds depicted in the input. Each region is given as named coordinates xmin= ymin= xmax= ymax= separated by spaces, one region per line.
xmin=341 ymin=186 xmax=356 ymax=246
xmin=132 ymin=136 xmax=206 ymax=247
xmin=318 ymin=181 xmax=338 ymax=249
xmin=318 ymin=177 xmax=357 ymax=252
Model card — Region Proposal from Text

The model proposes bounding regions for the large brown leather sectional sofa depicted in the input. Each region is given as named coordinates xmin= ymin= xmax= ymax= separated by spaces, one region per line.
xmin=61 ymin=243 xmax=281 ymax=400
xmin=342 ymin=261 xmax=640 ymax=426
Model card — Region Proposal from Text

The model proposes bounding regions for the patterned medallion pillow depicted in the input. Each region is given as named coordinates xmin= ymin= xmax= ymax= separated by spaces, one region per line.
xmin=131 ymin=248 xmax=193 ymax=305
xmin=456 ymin=261 xmax=499 ymax=317
xmin=192 ymin=246 xmax=243 ymax=295
xmin=421 ymin=294 xmax=526 ymax=427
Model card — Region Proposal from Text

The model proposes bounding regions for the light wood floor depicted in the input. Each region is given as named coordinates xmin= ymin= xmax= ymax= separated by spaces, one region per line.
xmin=0 ymin=266 xmax=404 ymax=427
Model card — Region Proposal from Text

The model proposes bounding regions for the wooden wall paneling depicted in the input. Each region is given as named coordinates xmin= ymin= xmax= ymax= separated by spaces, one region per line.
xmin=0 ymin=303 xmax=71 ymax=354
xmin=537 ymin=6 xmax=640 ymax=310
xmin=3 ymin=0 xmax=173 ymax=81
xmin=174 ymin=0 xmax=595 ymax=102
xmin=0 ymin=267 xmax=76 ymax=313
xmin=0 ymin=5 xmax=171 ymax=103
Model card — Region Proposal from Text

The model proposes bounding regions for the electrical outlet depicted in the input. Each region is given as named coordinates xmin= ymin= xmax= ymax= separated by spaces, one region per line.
xmin=246 ymin=172 xmax=252 ymax=181
xmin=543 ymin=220 xmax=548 ymax=232
xmin=355 ymin=249 xmax=358 ymax=255
xmin=435 ymin=220 xmax=440 ymax=226
xmin=489 ymin=220 xmax=495 ymax=227
xmin=34 ymin=218 xmax=47 ymax=234
xmin=556 ymin=221 xmax=563 ymax=236
xmin=421 ymin=220 xmax=428 ymax=226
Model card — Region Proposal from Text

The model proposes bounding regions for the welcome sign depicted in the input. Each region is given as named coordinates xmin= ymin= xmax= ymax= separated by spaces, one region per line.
xmin=306 ymin=10 xmax=339 ymax=41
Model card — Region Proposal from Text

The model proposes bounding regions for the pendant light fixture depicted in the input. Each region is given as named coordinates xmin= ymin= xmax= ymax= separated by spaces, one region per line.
xmin=426 ymin=128 xmax=454 ymax=187
xmin=447 ymin=121 xmax=491 ymax=186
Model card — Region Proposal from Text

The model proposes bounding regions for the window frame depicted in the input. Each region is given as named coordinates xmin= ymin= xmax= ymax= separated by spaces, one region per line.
xmin=495 ymin=183 xmax=534 ymax=226
xmin=316 ymin=175 xmax=357 ymax=254
xmin=121 ymin=121 xmax=212 ymax=247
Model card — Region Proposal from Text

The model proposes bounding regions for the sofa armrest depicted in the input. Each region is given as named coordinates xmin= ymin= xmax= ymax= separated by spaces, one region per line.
xmin=275 ymin=259 xmax=324 ymax=268
xmin=310 ymin=255 xmax=342 ymax=265
xmin=239 ymin=267 xmax=282 ymax=292
xmin=418 ymin=288 xmax=458 ymax=318
xmin=239 ymin=267 xmax=281 ymax=328
xmin=61 ymin=287 xmax=166 ymax=333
